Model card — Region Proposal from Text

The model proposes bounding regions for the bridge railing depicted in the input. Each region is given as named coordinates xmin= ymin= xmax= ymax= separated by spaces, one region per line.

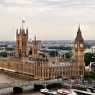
xmin=73 ymin=89 xmax=95 ymax=95
xmin=0 ymin=78 xmax=62 ymax=89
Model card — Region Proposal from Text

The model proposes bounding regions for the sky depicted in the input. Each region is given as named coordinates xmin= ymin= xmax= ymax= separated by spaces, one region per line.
xmin=0 ymin=0 xmax=95 ymax=41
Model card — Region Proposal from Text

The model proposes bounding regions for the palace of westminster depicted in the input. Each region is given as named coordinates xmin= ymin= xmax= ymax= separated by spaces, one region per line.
xmin=0 ymin=22 xmax=85 ymax=80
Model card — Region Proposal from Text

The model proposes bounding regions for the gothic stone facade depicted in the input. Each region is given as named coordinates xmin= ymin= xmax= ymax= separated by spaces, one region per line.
xmin=16 ymin=27 xmax=28 ymax=57
xmin=0 ymin=26 xmax=85 ymax=80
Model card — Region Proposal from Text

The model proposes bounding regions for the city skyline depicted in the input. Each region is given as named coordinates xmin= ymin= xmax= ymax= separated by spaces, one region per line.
xmin=0 ymin=0 xmax=95 ymax=40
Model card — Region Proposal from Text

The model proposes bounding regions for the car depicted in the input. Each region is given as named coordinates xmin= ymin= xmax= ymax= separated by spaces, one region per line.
xmin=40 ymin=88 xmax=49 ymax=94
xmin=57 ymin=89 xmax=63 ymax=94
xmin=57 ymin=89 xmax=74 ymax=95
xmin=40 ymin=89 xmax=57 ymax=95
xmin=47 ymin=90 xmax=57 ymax=95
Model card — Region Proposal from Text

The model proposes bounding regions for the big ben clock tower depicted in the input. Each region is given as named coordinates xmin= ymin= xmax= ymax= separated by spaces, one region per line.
xmin=74 ymin=26 xmax=85 ymax=76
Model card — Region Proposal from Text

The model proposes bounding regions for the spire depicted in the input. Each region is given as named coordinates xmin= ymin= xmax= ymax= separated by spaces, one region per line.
xmin=26 ymin=27 xmax=28 ymax=39
xmin=75 ymin=26 xmax=84 ymax=43
xmin=26 ymin=26 xmax=28 ymax=35
xmin=34 ymin=35 xmax=37 ymax=46
xmin=16 ymin=28 xmax=18 ymax=35
xmin=19 ymin=20 xmax=26 ymax=35
xmin=20 ymin=27 xmax=22 ymax=34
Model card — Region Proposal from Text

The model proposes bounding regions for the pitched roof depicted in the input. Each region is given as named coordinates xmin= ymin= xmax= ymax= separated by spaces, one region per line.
xmin=75 ymin=26 xmax=84 ymax=43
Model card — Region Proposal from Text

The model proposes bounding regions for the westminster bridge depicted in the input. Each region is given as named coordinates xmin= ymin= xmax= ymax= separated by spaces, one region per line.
xmin=0 ymin=78 xmax=62 ymax=94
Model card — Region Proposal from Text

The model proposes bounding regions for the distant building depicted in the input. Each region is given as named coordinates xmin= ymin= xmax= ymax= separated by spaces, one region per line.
xmin=84 ymin=48 xmax=92 ymax=53
xmin=91 ymin=46 xmax=95 ymax=53
xmin=0 ymin=47 xmax=6 ymax=52
xmin=90 ymin=62 xmax=95 ymax=71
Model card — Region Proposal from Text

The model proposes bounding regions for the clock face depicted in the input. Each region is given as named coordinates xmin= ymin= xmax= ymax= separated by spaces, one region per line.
xmin=75 ymin=44 xmax=83 ymax=48
xmin=75 ymin=44 xmax=77 ymax=48
xmin=80 ymin=44 xmax=83 ymax=48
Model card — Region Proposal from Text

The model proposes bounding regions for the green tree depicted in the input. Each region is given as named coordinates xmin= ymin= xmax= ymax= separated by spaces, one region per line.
xmin=84 ymin=71 xmax=95 ymax=81
xmin=0 ymin=52 xmax=7 ymax=58
xmin=65 ymin=52 xmax=72 ymax=59
xmin=84 ymin=53 xmax=95 ymax=66
xmin=49 ymin=51 xmax=58 ymax=57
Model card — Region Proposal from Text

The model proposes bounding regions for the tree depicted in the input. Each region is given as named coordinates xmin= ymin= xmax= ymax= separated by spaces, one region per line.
xmin=84 ymin=53 xmax=95 ymax=66
xmin=0 ymin=52 xmax=7 ymax=57
xmin=65 ymin=52 xmax=72 ymax=59
xmin=84 ymin=71 xmax=95 ymax=81
xmin=49 ymin=51 xmax=58 ymax=57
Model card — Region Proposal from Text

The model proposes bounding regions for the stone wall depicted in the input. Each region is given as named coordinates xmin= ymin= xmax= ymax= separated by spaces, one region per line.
xmin=0 ymin=58 xmax=34 ymax=76
xmin=0 ymin=58 xmax=85 ymax=80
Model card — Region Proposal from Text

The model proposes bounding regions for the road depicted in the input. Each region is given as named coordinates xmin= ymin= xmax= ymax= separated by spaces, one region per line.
xmin=18 ymin=92 xmax=44 ymax=95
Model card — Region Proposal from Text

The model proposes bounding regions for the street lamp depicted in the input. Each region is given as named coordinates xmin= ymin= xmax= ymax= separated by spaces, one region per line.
xmin=80 ymin=75 xmax=84 ymax=85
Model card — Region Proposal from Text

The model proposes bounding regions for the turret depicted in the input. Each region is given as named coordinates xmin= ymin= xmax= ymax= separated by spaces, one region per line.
xmin=34 ymin=35 xmax=37 ymax=46
xmin=16 ymin=29 xmax=18 ymax=36
xmin=26 ymin=28 xmax=28 ymax=38
xmin=20 ymin=27 xmax=22 ymax=34
xmin=16 ymin=21 xmax=29 ymax=57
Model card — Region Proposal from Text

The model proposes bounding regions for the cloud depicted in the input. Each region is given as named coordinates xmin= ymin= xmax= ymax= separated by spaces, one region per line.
xmin=33 ymin=0 xmax=95 ymax=7
xmin=0 ymin=0 xmax=32 ymax=7
xmin=31 ymin=0 xmax=95 ymax=16
xmin=0 ymin=0 xmax=95 ymax=40
xmin=0 ymin=0 xmax=94 ymax=8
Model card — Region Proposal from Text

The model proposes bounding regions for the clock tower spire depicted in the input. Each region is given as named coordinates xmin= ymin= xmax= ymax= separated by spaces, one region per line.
xmin=74 ymin=26 xmax=85 ymax=76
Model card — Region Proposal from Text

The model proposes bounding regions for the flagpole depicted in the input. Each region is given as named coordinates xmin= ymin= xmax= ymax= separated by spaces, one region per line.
xmin=22 ymin=19 xmax=26 ymax=29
